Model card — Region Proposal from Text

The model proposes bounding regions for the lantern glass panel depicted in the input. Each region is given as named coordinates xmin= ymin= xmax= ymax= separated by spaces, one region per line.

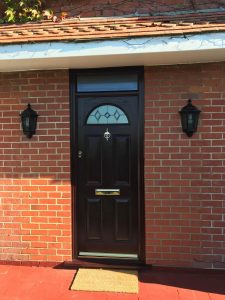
xmin=187 ymin=113 xmax=194 ymax=131
xmin=25 ymin=117 xmax=30 ymax=128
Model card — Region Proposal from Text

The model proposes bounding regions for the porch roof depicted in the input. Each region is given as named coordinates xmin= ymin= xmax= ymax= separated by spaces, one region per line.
xmin=1 ymin=12 xmax=225 ymax=45
xmin=1 ymin=12 xmax=225 ymax=71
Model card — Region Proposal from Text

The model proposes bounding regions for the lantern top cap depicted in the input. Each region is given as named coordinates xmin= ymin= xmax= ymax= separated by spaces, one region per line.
xmin=180 ymin=99 xmax=201 ymax=113
xmin=20 ymin=103 xmax=39 ymax=117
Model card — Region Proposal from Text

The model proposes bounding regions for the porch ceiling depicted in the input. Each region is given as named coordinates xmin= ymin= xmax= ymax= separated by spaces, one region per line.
xmin=0 ymin=32 xmax=225 ymax=72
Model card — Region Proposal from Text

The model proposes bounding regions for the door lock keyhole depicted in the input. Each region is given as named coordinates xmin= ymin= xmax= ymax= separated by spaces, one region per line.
xmin=78 ymin=151 xmax=83 ymax=158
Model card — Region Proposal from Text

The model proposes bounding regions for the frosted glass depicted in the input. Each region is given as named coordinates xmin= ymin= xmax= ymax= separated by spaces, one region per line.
xmin=77 ymin=73 xmax=138 ymax=92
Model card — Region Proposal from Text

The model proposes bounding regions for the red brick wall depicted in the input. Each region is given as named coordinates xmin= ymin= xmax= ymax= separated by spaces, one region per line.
xmin=145 ymin=63 xmax=225 ymax=269
xmin=0 ymin=70 xmax=72 ymax=263
xmin=45 ymin=0 xmax=225 ymax=18
xmin=1 ymin=63 xmax=225 ymax=269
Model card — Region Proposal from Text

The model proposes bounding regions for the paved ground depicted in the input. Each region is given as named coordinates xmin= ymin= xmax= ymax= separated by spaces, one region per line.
xmin=0 ymin=264 xmax=225 ymax=299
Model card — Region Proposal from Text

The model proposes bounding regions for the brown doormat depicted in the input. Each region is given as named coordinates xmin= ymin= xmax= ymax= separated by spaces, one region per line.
xmin=70 ymin=268 xmax=138 ymax=293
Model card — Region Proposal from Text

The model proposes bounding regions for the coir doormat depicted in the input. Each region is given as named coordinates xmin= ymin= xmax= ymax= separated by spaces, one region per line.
xmin=70 ymin=268 xmax=138 ymax=293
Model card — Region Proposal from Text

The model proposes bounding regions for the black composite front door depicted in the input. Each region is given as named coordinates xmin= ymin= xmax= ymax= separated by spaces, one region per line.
xmin=77 ymin=96 xmax=139 ymax=258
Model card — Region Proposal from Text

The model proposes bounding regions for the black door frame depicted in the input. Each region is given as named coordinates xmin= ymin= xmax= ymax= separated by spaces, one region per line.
xmin=69 ymin=67 xmax=145 ymax=264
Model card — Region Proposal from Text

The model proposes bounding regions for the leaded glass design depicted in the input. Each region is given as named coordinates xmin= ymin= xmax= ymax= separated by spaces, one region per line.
xmin=87 ymin=105 xmax=129 ymax=125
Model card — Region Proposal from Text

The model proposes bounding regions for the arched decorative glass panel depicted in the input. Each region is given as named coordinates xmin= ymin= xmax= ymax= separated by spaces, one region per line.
xmin=87 ymin=105 xmax=129 ymax=125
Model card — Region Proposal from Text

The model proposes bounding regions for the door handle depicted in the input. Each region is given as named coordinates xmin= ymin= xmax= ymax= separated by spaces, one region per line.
xmin=95 ymin=189 xmax=120 ymax=196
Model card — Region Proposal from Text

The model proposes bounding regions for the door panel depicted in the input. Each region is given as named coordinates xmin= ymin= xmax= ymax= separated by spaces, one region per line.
xmin=86 ymin=135 xmax=102 ymax=185
xmin=113 ymin=135 xmax=130 ymax=185
xmin=77 ymin=96 xmax=139 ymax=256
xmin=114 ymin=198 xmax=130 ymax=241
xmin=87 ymin=198 xmax=102 ymax=240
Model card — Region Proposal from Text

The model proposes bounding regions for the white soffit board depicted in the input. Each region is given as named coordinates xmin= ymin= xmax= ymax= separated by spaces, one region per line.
xmin=0 ymin=32 xmax=225 ymax=71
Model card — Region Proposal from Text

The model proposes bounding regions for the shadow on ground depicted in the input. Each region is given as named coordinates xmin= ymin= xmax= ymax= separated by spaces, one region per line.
xmin=139 ymin=268 xmax=225 ymax=295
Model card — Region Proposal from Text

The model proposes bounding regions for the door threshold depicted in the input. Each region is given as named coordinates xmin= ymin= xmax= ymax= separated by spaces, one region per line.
xmin=78 ymin=252 xmax=138 ymax=259
xmin=60 ymin=257 xmax=146 ymax=270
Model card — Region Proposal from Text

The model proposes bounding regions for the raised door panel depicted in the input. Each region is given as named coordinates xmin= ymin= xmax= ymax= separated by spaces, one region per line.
xmin=86 ymin=198 xmax=102 ymax=240
xmin=113 ymin=135 xmax=130 ymax=185
xmin=114 ymin=198 xmax=131 ymax=241
xmin=86 ymin=135 xmax=102 ymax=185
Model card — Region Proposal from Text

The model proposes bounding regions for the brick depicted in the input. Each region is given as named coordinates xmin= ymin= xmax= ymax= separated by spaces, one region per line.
xmin=0 ymin=70 xmax=71 ymax=264
xmin=144 ymin=63 xmax=225 ymax=269
xmin=1 ymin=62 xmax=225 ymax=269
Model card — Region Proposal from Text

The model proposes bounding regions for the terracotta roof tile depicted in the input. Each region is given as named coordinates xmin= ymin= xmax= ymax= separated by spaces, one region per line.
xmin=1 ymin=13 xmax=225 ymax=45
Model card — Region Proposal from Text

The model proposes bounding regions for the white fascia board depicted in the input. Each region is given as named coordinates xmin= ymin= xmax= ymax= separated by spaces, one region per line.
xmin=0 ymin=32 xmax=225 ymax=72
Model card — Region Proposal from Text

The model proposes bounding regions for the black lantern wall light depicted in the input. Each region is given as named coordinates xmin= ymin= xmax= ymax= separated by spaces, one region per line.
xmin=179 ymin=99 xmax=201 ymax=137
xmin=20 ymin=104 xmax=39 ymax=138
